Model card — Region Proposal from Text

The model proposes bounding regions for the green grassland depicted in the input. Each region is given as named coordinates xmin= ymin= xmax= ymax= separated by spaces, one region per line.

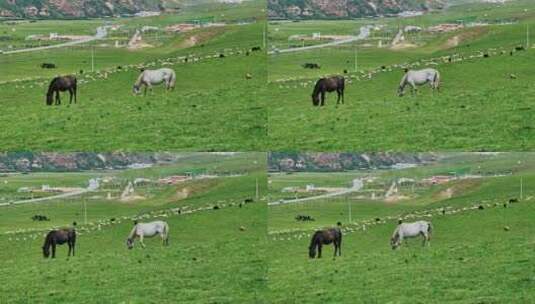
xmin=267 ymin=153 xmax=535 ymax=303
xmin=0 ymin=0 xmax=267 ymax=151
xmin=267 ymin=0 xmax=535 ymax=151
xmin=0 ymin=153 xmax=268 ymax=303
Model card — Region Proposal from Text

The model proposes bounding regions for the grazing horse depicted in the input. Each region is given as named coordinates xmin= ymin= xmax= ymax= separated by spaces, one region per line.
xmin=126 ymin=220 xmax=169 ymax=249
xmin=42 ymin=225 xmax=76 ymax=258
xmin=391 ymin=220 xmax=432 ymax=250
xmin=309 ymin=223 xmax=342 ymax=259
xmin=303 ymin=63 xmax=320 ymax=69
xmin=398 ymin=68 xmax=440 ymax=97
xmin=133 ymin=68 xmax=176 ymax=96
xmin=41 ymin=63 xmax=56 ymax=69
xmin=46 ymin=75 xmax=77 ymax=105
xmin=311 ymin=76 xmax=345 ymax=106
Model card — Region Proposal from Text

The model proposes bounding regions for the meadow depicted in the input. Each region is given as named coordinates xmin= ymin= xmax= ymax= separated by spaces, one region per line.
xmin=267 ymin=0 xmax=535 ymax=151
xmin=267 ymin=153 xmax=535 ymax=303
xmin=0 ymin=153 xmax=268 ymax=303
xmin=0 ymin=0 xmax=267 ymax=151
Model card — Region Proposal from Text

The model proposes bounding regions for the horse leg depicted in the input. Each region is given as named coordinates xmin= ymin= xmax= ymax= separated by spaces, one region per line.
xmin=55 ymin=91 xmax=61 ymax=105
xmin=139 ymin=235 xmax=146 ymax=248
xmin=420 ymin=232 xmax=427 ymax=247
xmin=336 ymin=91 xmax=341 ymax=105
xmin=51 ymin=243 xmax=56 ymax=258
xmin=423 ymin=232 xmax=430 ymax=247
xmin=144 ymin=85 xmax=148 ymax=97
xmin=69 ymin=89 xmax=73 ymax=104
xmin=317 ymin=244 xmax=322 ymax=258
xmin=321 ymin=92 xmax=325 ymax=106
xmin=333 ymin=242 xmax=338 ymax=259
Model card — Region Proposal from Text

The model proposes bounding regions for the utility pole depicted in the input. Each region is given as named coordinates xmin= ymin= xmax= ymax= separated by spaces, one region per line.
xmin=347 ymin=196 xmax=352 ymax=224
xmin=256 ymin=178 xmax=259 ymax=200
xmin=520 ymin=176 xmax=523 ymax=200
xmin=84 ymin=200 xmax=87 ymax=225
xmin=263 ymin=22 xmax=267 ymax=49
xmin=354 ymin=39 xmax=358 ymax=73
xmin=91 ymin=46 xmax=95 ymax=72
xmin=527 ymin=24 xmax=530 ymax=49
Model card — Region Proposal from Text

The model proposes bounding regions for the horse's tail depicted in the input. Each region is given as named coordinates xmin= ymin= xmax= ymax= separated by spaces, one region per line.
xmin=169 ymin=71 xmax=176 ymax=89
xmin=163 ymin=222 xmax=170 ymax=244
xmin=433 ymin=70 xmax=441 ymax=90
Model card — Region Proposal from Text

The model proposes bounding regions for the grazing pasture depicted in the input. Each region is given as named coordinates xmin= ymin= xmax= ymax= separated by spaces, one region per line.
xmin=267 ymin=153 xmax=535 ymax=303
xmin=0 ymin=153 xmax=267 ymax=303
xmin=0 ymin=0 xmax=267 ymax=151
xmin=267 ymin=1 xmax=535 ymax=151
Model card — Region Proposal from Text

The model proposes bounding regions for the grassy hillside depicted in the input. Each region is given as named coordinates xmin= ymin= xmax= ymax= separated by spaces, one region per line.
xmin=0 ymin=0 xmax=267 ymax=151
xmin=267 ymin=0 xmax=535 ymax=151
xmin=0 ymin=153 xmax=268 ymax=303
xmin=267 ymin=153 xmax=535 ymax=303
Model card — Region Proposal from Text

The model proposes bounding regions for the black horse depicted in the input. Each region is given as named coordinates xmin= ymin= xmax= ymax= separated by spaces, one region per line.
xmin=42 ymin=224 xmax=76 ymax=258
xmin=46 ymin=75 xmax=77 ymax=105
xmin=311 ymin=76 xmax=345 ymax=106
xmin=41 ymin=63 xmax=56 ymax=69
xmin=309 ymin=223 xmax=342 ymax=259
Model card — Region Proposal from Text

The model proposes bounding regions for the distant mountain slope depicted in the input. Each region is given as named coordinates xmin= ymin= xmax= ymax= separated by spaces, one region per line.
xmin=268 ymin=152 xmax=437 ymax=172
xmin=268 ymin=0 xmax=446 ymax=19
xmin=0 ymin=152 xmax=181 ymax=172
xmin=0 ymin=0 xmax=180 ymax=18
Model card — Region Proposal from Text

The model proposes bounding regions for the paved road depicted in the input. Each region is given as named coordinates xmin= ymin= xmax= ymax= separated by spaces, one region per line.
xmin=268 ymin=178 xmax=363 ymax=206
xmin=0 ymin=179 xmax=100 ymax=207
xmin=1 ymin=26 xmax=107 ymax=55
xmin=268 ymin=25 xmax=372 ymax=55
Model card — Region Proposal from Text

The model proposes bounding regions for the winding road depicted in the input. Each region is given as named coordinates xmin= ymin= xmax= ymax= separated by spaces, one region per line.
xmin=0 ymin=179 xmax=100 ymax=207
xmin=1 ymin=26 xmax=107 ymax=55
xmin=268 ymin=178 xmax=363 ymax=206
xmin=268 ymin=25 xmax=373 ymax=55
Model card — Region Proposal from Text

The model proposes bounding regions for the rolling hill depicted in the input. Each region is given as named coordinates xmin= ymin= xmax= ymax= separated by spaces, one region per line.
xmin=268 ymin=0 xmax=446 ymax=20
xmin=0 ymin=0 xmax=181 ymax=18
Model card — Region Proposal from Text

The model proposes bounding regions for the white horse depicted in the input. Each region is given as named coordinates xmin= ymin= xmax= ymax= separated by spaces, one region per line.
xmin=398 ymin=68 xmax=440 ymax=96
xmin=133 ymin=68 xmax=176 ymax=96
xmin=126 ymin=220 xmax=169 ymax=249
xmin=390 ymin=220 xmax=432 ymax=250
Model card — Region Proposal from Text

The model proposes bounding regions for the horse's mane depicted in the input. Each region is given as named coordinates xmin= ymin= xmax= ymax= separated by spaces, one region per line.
xmin=311 ymin=78 xmax=324 ymax=98
xmin=391 ymin=225 xmax=401 ymax=241
xmin=134 ymin=71 xmax=145 ymax=88
xmin=127 ymin=223 xmax=138 ymax=240
xmin=309 ymin=231 xmax=321 ymax=248
xmin=43 ymin=230 xmax=55 ymax=249
xmin=399 ymin=72 xmax=409 ymax=89
xmin=47 ymin=77 xmax=58 ymax=96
